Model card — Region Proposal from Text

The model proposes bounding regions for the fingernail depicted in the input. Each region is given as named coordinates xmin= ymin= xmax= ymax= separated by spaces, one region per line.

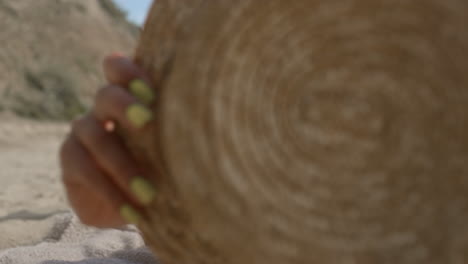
xmin=126 ymin=104 xmax=152 ymax=128
xmin=103 ymin=120 xmax=116 ymax=132
xmin=130 ymin=177 xmax=157 ymax=205
xmin=129 ymin=79 xmax=154 ymax=104
xmin=120 ymin=204 xmax=142 ymax=225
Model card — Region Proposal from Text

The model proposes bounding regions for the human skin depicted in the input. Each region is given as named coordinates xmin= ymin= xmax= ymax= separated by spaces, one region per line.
xmin=59 ymin=54 xmax=157 ymax=228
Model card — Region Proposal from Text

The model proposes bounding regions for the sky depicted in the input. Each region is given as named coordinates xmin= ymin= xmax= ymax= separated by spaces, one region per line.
xmin=113 ymin=0 xmax=153 ymax=25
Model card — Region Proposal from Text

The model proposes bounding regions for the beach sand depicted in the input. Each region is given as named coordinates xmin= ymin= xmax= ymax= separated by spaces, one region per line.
xmin=0 ymin=114 xmax=70 ymax=250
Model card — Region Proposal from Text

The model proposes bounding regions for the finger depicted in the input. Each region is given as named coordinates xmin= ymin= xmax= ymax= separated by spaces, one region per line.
xmin=103 ymin=53 xmax=149 ymax=86
xmin=59 ymin=134 xmax=138 ymax=227
xmin=72 ymin=115 xmax=157 ymax=207
xmin=103 ymin=54 xmax=155 ymax=105
xmin=94 ymin=85 xmax=153 ymax=131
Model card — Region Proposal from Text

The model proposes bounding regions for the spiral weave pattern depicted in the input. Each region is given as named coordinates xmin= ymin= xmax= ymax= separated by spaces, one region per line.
xmin=131 ymin=1 xmax=468 ymax=263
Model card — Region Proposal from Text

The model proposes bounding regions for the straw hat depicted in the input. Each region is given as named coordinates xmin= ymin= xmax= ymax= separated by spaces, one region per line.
xmin=126 ymin=0 xmax=468 ymax=263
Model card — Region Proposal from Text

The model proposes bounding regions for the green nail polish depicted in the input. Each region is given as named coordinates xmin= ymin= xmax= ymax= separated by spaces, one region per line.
xmin=126 ymin=104 xmax=152 ymax=128
xmin=129 ymin=79 xmax=154 ymax=104
xmin=120 ymin=204 xmax=141 ymax=225
xmin=130 ymin=177 xmax=157 ymax=205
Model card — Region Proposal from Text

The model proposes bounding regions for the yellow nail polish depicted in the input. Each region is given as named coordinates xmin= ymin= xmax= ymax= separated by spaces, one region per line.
xmin=130 ymin=177 xmax=157 ymax=205
xmin=129 ymin=79 xmax=154 ymax=104
xmin=120 ymin=204 xmax=142 ymax=225
xmin=126 ymin=104 xmax=152 ymax=128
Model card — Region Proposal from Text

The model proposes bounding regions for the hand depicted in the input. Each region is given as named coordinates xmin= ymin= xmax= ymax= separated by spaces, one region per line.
xmin=59 ymin=54 xmax=157 ymax=228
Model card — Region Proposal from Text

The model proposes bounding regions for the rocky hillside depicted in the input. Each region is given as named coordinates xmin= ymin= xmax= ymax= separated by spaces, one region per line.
xmin=0 ymin=0 xmax=139 ymax=120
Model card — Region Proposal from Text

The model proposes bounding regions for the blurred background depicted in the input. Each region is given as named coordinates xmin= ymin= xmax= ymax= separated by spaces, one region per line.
xmin=0 ymin=0 xmax=151 ymax=249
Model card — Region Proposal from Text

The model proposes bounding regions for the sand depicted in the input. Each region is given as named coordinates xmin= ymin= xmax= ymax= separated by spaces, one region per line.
xmin=0 ymin=114 xmax=70 ymax=250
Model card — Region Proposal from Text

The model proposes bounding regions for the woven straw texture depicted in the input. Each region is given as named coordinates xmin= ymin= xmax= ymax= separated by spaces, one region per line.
xmin=128 ymin=0 xmax=468 ymax=263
